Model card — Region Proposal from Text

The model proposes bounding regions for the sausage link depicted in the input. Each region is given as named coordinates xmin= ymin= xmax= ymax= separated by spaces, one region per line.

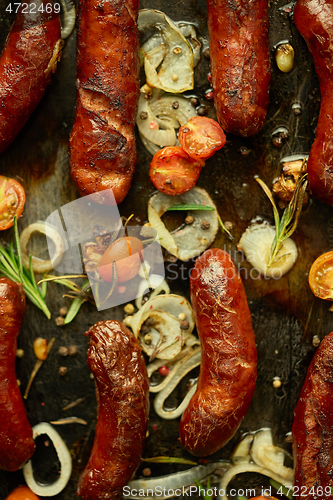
xmin=69 ymin=0 xmax=140 ymax=205
xmin=0 ymin=0 xmax=61 ymax=153
xmin=293 ymin=0 xmax=333 ymax=205
xmin=292 ymin=331 xmax=333 ymax=500
xmin=179 ymin=249 xmax=257 ymax=457
xmin=77 ymin=320 xmax=149 ymax=500
xmin=207 ymin=0 xmax=270 ymax=137
xmin=0 ymin=277 xmax=35 ymax=471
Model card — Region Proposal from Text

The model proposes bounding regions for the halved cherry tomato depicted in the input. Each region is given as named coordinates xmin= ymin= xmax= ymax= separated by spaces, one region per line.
xmin=0 ymin=176 xmax=25 ymax=230
xmin=149 ymin=146 xmax=205 ymax=196
xmin=98 ymin=236 xmax=144 ymax=283
xmin=309 ymin=251 xmax=333 ymax=301
xmin=5 ymin=486 xmax=39 ymax=500
xmin=178 ymin=116 xmax=226 ymax=160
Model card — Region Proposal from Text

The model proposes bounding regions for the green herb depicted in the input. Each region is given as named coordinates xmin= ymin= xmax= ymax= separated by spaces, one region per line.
xmin=0 ymin=216 xmax=51 ymax=318
xmin=167 ymin=204 xmax=215 ymax=211
xmin=194 ymin=476 xmax=212 ymax=500
xmin=256 ymin=162 xmax=308 ymax=270
xmin=142 ymin=456 xmax=197 ymax=465
xmin=269 ymin=479 xmax=293 ymax=500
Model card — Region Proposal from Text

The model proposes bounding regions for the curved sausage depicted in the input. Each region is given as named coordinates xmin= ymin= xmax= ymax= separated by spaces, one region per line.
xmin=0 ymin=0 xmax=62 ymax=153
xmin=77 ymin=320 xmax=149 ymax=500
xmin=69 ymin=0 xmax=140 ymax=206
xmin=294 ymin=0 xmax=333 ymax=205
xmin=207 ymin=0 xmax=270 ymax=137
xmin=0 ymin=277 xmax=35 ymax=471
xmin=292 ymin=331 xmax=333 ymax=500
xmin=179 ymin=248 xmax=257 ymax=457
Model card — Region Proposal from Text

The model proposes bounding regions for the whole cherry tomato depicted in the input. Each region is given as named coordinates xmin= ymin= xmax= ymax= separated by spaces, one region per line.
xmin=308 ymin=251 xmax=333 ymax=301
xmin=0 ymin=176 xmax=25 ymax=230
xmin=178 ymin=116 xmax=226 ymax=160
xmin=98 ymin=236 xmax=144 ymax=283
xmin=149 ymin=146 xmax=204 ymax=196
xmin=5 ymin=486 xmax=39 ymax=500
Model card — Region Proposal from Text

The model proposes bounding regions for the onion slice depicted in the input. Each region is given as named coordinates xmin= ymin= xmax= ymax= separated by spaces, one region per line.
xmin=148 ymin=187 xmax=219 ymax=261
xmin=23 ymin=422 xmax=72 ymax=496
xmin=135 ymin=275 xmax=170 ymax=310
xmin=20 ymin=222 xmax=64 ymax=274
xmin=138 ymin=9 xmax=194 ymax=93
xmin=59 ymin=0 xmax=76 ymax=39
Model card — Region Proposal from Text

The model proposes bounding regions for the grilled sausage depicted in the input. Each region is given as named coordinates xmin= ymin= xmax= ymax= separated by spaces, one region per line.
xmin=292 ymin=331 xmax=333 ymax=500
xmin=179 ymin=248 xmax=257 ymax=457
xmin=0 ymin=0 xmax=62 ymax=154
xmin=69 ymin=0 xmax=140 ymax=206
xmin=294 ymin=0 xmax=333 ymax=205
xmin=207 ymin=0 xmax=270 ymax=137
xmin=77 ymin=320 xmax=149 ymax=500
xmin=0 ymin=277 xmax=35 ymax=471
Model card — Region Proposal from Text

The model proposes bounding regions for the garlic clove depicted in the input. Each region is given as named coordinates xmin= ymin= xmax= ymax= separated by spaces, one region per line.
xmin=238 ymin=221 xmax=298 ymax=278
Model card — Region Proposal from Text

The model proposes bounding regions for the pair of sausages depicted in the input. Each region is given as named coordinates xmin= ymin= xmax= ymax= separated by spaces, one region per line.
xmin=0 ymin=278 xmax=35 ymax=471
xmin=0 ymin=0 xmax=61 ymax=153
xmin=293 ymin=0 xmax=333 ymax=205
xmin=69 ymin=0 xmax=140 ymax=205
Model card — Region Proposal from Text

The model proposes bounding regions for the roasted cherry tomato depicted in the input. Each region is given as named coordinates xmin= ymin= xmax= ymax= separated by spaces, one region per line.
xmin=5 ymin=486 xmax=39 ymax=500
xmin=98 ymin=236 xmax=144 ymax=283
xmin=149 ymin=146 xmax=204 ymax=196
xmin=178 ymin=116 xmax=226 ymax=160
xmin=0 ymin=176 xmax=25 ymax=230
xmin=308 ymin=251 xmax=333 ymax=301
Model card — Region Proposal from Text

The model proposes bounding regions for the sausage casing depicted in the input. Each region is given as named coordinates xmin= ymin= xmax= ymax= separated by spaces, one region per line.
xmin=0 ymin=0 xmax=61 ymax=153
xmin=77 ymin=320 xmax=149 ymax=500
xmin=292 ymin=331 xmax=333 ymax=499
xmin=207 ymin=0 xmax=270 ymax=137
xmin=179 ymin=249 xmax=257 ymax=457
xmin=69 ymin=0 xmax=140 ymax=205
xmin=0 ymin=277 xmax=35 ymax=471
xmin=294 ymin=0 xmax=333 ymax=204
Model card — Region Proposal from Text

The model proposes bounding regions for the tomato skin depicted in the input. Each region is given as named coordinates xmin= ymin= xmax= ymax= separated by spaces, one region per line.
xmin=178 ymin=116 xmax=226 ymax=160
xmin=98 ymin=236 xmax=144 ymax=283
xmin=309 ymin=251 xmax=333 ymax=301
xmin=0 ymin=176 xmax=25 ymax=230
xmin=5 ymin=486 xmax=39 ymax=500
xmin=149 ymin=146 xmax=205 ymax=196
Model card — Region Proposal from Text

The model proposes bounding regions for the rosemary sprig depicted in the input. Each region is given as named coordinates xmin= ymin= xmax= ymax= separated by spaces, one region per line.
xmin=0 ymin=217 xmax=51 ymax=318
xmin=256 ymin=163 xmax=308 ymax=270
xmin=194 ymin=476 xmax=213 ymax=500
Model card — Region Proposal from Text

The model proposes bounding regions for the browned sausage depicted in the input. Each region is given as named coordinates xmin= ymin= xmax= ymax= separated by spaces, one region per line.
xmin=0 ymin=0 xmax=62 ymax=153
xmin=77 ymin=320 xmax=149 ymax=500
xmin=179 ymin=248 xmax=257 ymax=457
xmin=69 ymin=0 xmax=140 ymax=206
xmin=0 ymin=277 xmax=35 ymax=471
xmin=207 ymin=0 xmax=270 ymax=137
xmin=294 ymin=0 xmax=333 ymax=205
xmin=292 ymin=331 xmax=333 ymax=500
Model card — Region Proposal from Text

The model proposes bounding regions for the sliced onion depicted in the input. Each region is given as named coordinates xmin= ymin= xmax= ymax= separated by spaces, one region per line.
xmin=23 ymin=422 xmax=72 ymax=496
xmin=231 ymin=434 xmax=254 ymax=465
xmin=237 ymin=220 xmax=298 ymax=278
xmin=136 ymin=90 xmax=196 ymax=153
xmin=138 ymin=9 xmax=194 ymax=93
xmin=148 ymin=187 xmax=219 ymax=261
xmin=153 ymin=347 xmax=201 ymax=419
xmin=251 ymin=429 xmax=293 ymax=481
xmin=135 ymin=275 xmax=170 ymax=310
xmin=59 ymin=0 xmax=76 ymax=39
xmin=128 ymin=462 xmax=230 ymax=500
xmin=176 ymin=23 xmax=201 ymax=67
xmin=20 ymin=222 xmax=64 ymax=274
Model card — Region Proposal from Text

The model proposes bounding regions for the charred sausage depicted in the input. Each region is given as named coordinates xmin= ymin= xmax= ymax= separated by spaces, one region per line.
xmin=69 ymin=0 xmax=140 ymax=206
xmin=207 ymin=0 xmax=270 ymax=137
xmin=293 ymin=0 xmax=333 ymax=205
xmin=292 ymin=331 xmax=333 ymax=499
xmin=179 ymin=248 xmax=257 ymax=457
xmin=77 ymin=320 xmax=149 ymax=500
xmin=0 ymin=277 xmax=35 ymax=471
xmin=0 ymin=0 xmax=62 ymax=153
